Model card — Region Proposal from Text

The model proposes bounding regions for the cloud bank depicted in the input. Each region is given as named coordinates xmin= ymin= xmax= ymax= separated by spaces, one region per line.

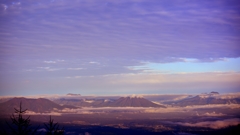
xmin=176 ymin=118 xmax=240 ymax=129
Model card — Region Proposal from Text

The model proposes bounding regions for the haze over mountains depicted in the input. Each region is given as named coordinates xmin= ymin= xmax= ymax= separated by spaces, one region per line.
xmin=54 ymin=96 xmax=165 ymax=108
xmin=51 ymin=92 xmax=240 ymax=107
xmin=164 ymin=92 xmax=240 ymax=106
xmin=1 ymin=92 xmax=240 ymax=114
xmin=165 ymin=95 xmax=240 ymax=106
xmin=0 ymin=96 xmax=165 ymax=114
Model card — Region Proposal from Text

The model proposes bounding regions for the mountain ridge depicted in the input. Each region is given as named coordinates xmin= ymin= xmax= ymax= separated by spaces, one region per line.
xmin=54 ymin=96 xmax=166 ymax=108
xmin=0 ymin=97 xmax=77 ymax=113
xmin=165 ymin=95 xmax=240 ymax=106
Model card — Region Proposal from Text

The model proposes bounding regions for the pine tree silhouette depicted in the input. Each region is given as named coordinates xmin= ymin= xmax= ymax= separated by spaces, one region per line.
xmin=6 ymin=102 xmax=38 ymax=135
xmin=44 ymin=116 xmax=64 ymax=135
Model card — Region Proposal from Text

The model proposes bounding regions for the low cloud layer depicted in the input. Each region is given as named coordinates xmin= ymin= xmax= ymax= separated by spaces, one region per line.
xmin=176 ymin=118 xmax=240 ymax=129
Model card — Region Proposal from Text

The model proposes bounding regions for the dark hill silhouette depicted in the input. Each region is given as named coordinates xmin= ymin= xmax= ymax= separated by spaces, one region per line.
xmin=0 ymin=97 xmax=77 ymax=113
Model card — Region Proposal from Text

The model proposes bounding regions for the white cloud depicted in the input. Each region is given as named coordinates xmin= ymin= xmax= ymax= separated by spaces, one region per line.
xmin=89 ymin=61 xmax=99 ymax=64
xmin=144 ymin=104 xmax=240 ymax=113
xmin=201 ymin=112 xmax=226 ymax=117
xmin=217 ymin=93 xmax=240 ymax=99
xmin=176 ymin=118 xmax=240 ymax=129
xmin=44 ymin=61 xmax=56 ymax=64
xmin=37 ymin=67 xmax=61 ymax=71
xmin=67 ymin=68 xmax=82 ymax=70
xmin=38 ymin=67 xmax=50 ymax=69
xmin=44 ymin=60 xmax=65 ymax=64
xmin=25 ymin=111 xmax=62 ymax=116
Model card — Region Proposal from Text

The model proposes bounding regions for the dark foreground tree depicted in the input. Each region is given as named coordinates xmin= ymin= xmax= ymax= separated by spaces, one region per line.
xmin=44 ymin=116 xmax=64 ymax=135
xmin=6 ymin=102 xmax=38 ymax=135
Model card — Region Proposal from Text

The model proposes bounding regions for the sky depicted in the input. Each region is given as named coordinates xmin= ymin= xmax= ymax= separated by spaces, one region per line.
xmin=0 ymin=0 xmax=240 ymax=96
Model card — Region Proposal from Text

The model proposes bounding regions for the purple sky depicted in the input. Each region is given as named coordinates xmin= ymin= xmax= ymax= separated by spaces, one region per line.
xmin=0 ymin=0 xmax=240 ymax=96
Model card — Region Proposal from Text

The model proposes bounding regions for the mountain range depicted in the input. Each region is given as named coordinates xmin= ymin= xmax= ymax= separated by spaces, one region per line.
xmin=0 ymin=97 xmax=77 ymax=113
xmin=1 ymin=92 xmax=239 ymax=114
xmin=165 ymin=95 xmax=240 ymax=106
xmin=54 ymin=96 xmax=165 ymax=108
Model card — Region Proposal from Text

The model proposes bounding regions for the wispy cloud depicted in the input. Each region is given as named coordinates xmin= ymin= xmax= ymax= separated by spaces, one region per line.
xmin=25 ymin=111 xmax=62 ymax=116
xmin=67 ymin=68 xmax=82 ymax=70
xmin=37 ymin=67 xmax=62 ymax=72
xmin=0 ymin=0 xmax=239 ymax=63
xmin=43 ymin=60 xmax=65 ymax=64
xmin=44 ymin=61 xmax=57 ymax=64
xmin=0 ymin=0 xmax=240 ymax=95
xmin=89 ymin=61 xmax=99 ymax=64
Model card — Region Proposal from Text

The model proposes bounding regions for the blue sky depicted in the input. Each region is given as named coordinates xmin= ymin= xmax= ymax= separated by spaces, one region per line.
xmin=132 ymin=58 xmax=240 ymax=73
xmin=0 ymin=0 xmax=240 ymax=96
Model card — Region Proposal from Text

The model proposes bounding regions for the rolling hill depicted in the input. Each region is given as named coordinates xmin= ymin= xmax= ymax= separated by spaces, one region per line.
xmin=0 ymin=97 xmax=77 ymax=113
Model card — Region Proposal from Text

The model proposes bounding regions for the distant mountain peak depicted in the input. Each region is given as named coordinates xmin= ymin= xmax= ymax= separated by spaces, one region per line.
xmin=210 ymin=91 xmax=219 ymax=95
xmin=67 ymin=93 xmax=81 ymax=96
xmin=128 ymin=95 xmax=143 ymax=99
xmin=199 ymin=92 xmax=220 ymax=98
xmin=112 ymin=96 xmax=165 ymax=108
xmin=165 ymin=92 xmax=240 ymax=106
